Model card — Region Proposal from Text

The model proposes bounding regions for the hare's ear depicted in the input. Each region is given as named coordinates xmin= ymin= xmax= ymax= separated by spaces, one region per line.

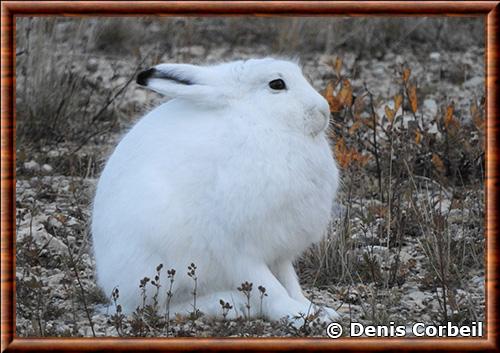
xmin=137 ymin=64 xmax=225 ymax=105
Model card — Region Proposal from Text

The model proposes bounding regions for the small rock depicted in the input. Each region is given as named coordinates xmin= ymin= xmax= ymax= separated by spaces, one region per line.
xmin=423 ymin=99 xmax=438 ymax=117
xmin=427 ymin=122 xmax=440 ymax=135
xmin=464 ymin=76 xmax=484 ymax=89
xmin=86 ymin=58 xmax=99 ymax=73
xmin=47 ymin=273 xmax=65 ymax=287
xmin=47 ymin=150 xmax=60 ymax=158
xmin=373 ymin=63 xmax=386 ymax=76
xmin=471 ymin=275 xmax=484 ymax=287
xmin=23 ymin=160 xmax=40 ymax=172
xmin=384 ymin=52 xmax=396 ymax=61
xmin=395 ymin=250 xmax=413 ymax=263
xmin=429 ymin=52 xmax=441 ymax=60
xmin=189 ymin=46 xmax=205 ymax=57
xmin=42 ymin=164 xmax=53 ymax=173
xmin=407 ymin=290 xmax=427 ymax=308
xmin=48 ymin=216 xmax=63 ymax=229
xmin=112 ymin=77 xmax=126 ymax=87
xmin=150 ymin=23 xmax=160 ymax=33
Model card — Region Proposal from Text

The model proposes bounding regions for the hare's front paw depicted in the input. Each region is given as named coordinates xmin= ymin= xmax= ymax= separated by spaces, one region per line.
xmin=302 ymin=304 xmax=341 ymax=324
xmin=288 ymin=304 xmax=342 ymax=329
xmin=287 ymin=306 xmax=341 ymax=329
xmin=318 ymin=305 xmax=342 ymax=321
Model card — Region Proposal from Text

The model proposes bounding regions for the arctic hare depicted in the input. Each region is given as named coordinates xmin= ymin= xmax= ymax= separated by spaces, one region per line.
xmin=92 ymin=58 xmax=340 ymax=324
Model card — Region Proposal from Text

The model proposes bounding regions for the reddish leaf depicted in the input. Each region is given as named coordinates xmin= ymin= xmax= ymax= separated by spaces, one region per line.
xmin=338 ymin=79 xmax=353 ymax=107
xmin=334 ymin=57 xmax=342 ymax=78
xmin=444 ymin=104 xmax=454 ymax=128
xmin=415 ymin=130 xmax=422 ymax=144
xmin=349 ymin=120 xmax=363 ymax=135
xmin=408 ymin=84 xmax=418 ymax=113
xmin=324 ymin=81 xmax=343 ymax=113
xmin=385 ymin=105 xmax=395 ymax=123
xmin=402 ymin=68 xmax=411 ymax=83
xmin=432 ymin=153 xmax=445 ymax=174
xmin=394 ymin=94 xmax=403 ymax=112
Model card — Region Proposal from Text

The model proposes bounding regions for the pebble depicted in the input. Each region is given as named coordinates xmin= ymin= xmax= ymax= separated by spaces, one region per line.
xmin=47 ymin=150 xmax=60 ymax=158
xmin=86 ymin=58 xmax=99 ymax=73
xmin=42 ymin=164 xmax=53 ymax=173
xmin=423 ymin=99 xmax=438 ymax=117
xmin=429 ymin=52 xmax=441 ymax=60
xmin=24 ymin=160 xmax=40 ymax=172
xmin=190 ymin=46 xmax=205 ymax=57
xmin=48 ymin=216 xmax=63 ymax=229
xmin=464 ymin=76 xmax=484 ymax=88
xmin=407 ymin=291 xmax=428 ymax=308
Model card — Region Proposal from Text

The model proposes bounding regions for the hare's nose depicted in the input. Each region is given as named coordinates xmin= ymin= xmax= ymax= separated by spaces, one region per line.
xmin=317 ymin=96 xmax=331 ymax=119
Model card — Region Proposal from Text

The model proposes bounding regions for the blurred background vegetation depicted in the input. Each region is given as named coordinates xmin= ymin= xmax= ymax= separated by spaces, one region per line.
xmin=16 ymin=17 xmax=483 ymax=147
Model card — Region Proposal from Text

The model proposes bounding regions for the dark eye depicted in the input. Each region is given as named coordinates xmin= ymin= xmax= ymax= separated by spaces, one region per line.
xmin=269 ymin=79 xmax=286 ymax=90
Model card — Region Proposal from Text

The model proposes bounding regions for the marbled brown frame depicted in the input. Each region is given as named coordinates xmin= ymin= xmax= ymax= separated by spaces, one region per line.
xmin=1 ymin=1 xmax=498 ymax=352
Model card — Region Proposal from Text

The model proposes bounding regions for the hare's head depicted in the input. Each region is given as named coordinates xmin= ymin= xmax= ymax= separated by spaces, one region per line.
xmin=137 ymin=58 xmax=330 ymax=136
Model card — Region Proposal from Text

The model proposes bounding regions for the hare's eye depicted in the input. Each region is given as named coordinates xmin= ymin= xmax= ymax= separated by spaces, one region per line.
xmin=269 ymin=79 xmax=286 ymax=90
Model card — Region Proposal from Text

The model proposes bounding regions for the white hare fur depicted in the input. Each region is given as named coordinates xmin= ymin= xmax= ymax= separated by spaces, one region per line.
xmin=92 ymin=58 xmax=340 ymax=324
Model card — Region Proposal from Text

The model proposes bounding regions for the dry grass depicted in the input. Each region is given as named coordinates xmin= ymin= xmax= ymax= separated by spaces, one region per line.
xmin=299 ymin=58 xmax=484 ymax=326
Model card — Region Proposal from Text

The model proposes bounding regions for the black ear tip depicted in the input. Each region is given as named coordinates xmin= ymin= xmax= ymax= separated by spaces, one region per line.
xmin=137 ymin=68 xmax=156 ymax=86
